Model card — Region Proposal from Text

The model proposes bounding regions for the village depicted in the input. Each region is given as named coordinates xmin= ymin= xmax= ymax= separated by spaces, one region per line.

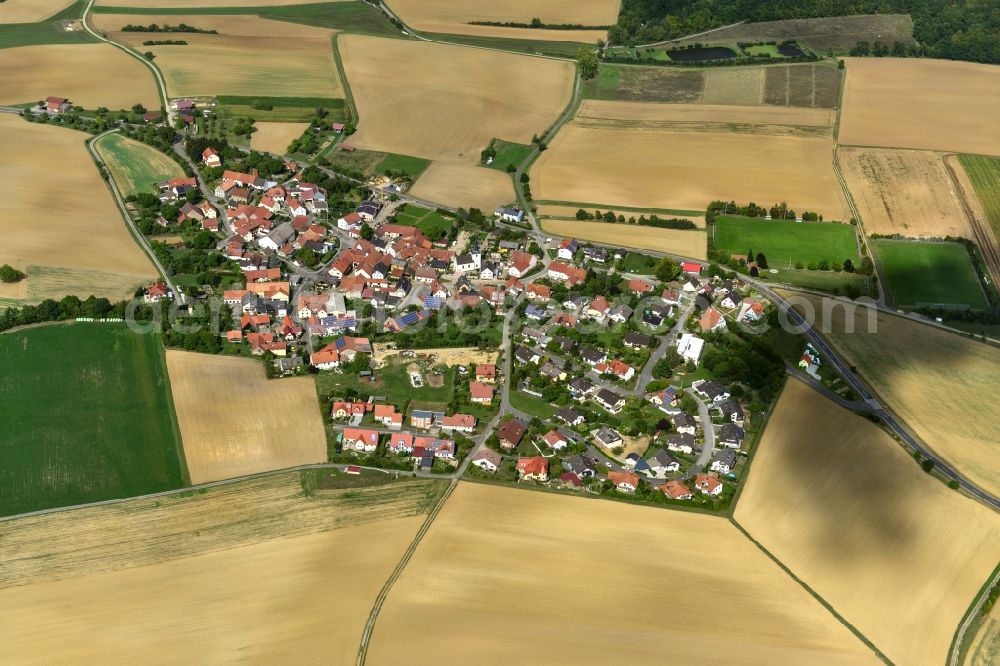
xmin=123 ymin=119 xmax=810 ymax=508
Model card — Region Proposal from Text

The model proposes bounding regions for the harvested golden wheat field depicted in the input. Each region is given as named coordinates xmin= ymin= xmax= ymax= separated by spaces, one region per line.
xmin=839 ymin=148 xmax=974 ymax=238
xmin=339 ymin=35 xmax=574 ymax=163
xmin=541 ymin=219 xmax=707 ymax=260
xmin=839 ymin=58 xmax=1000 ymax=155
xmin=368 ymin=482 xmax=879 ymax=665
xmin=736 ymin=380 xmax=1000 ymax=666
xmin=0 ymin=44 xmax=158 ymax=109
xmin=533 ymin=100 xmax=849 ymax=219
xmin=537 ymin=204 xmax=707 ymax=227
xmin=0 ymin=473 xmax=444 ymax=663
xmin=410 ymin=163 xmax=514 ymax=210
xmin=0 ymin=0 xmax=72 ymax=23
xmin=386 ymin=0 xmax=619 ymax=42
xmin=250 ymin=122 xmax=310 ymax=155
xmin=93 ymin=14 xmax=343 ymax=99
xmin=782 ymin=292 xmax=1000 ymax=498
xmin=166 ymin=351 xmax=327 ymax=484
xmin=0 ymin=115 xmax=155 ymax=304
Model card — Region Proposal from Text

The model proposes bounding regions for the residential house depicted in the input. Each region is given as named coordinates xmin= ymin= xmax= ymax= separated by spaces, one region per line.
xmin=608 ymin=304 xmax=633 ymax=324
xmin=607 ymin=470 xmax=640 ymax=493
xmin=547 ymin=261 xmax=587 ymax=286
xmin=711 ymin=448 xmax=737 ymax=474
xmin=475 ymin=364 xmax=497 ymax=383
xmin=580 ymin=346 xmax=608 ymax=367
xmin=624 ymin=331 xmax=652 ymax=349
xmin=671 ymin=412 xmax=697 ymax=435
xmin=516 ymin=456 xmax=548 ymax=481
xmin=698 ymin=307 xmax=727 ymax=333
xmin=341 ymin=428 xmax=380 ymax=453
xmin=470 ymin=381 xmax=494 ymax=405
xmin=45 ymin=96 xmax=72 ymax=114
xmin=557 ymin=238 xmax=579 ymax=260
xmin=497 ymin=419 xmax=527 ymax=450
xmin=593 ymin=388 xmax=625 ymax=414
xmin=594 ymin=426 xmax=623 ymax=449
xmin=719 ymin=423 xmax=745 ymax=449
xmin=555 ymin=407 xmax=585 ymax=427
xmin=676 ymin=333 xmax=705 ymax=365
xmin=495 ymin=207 xmax=524 ymax=223
xmin=716 ymin=399 xmax=745 ymax=426
xmin=568 ymin=377 xmax=595 ymax=400
xmin=471 ymin=448 xmax=503 ymax=473
xmin=583 ymin=246 xmax=608 ymax=263
xmin=628 ymin=279 xmax=654 ymax=295
xmin=441 ymin=414 xmax=477 ymax=434
xmin=562 ymin=455 xmax=596 ymax=479
xmin=541 ymin=430 xmax=569 ymax=451
xmin=202 ymin=147 xmax=221 ymax=167
xmin=694 ymin=472 xmax=723 ymax=496
xmin=682 ymin=261 xmax=702 ymax=275
xmin=411 ymin=410 xmax=443 ymax=429
xmin=507 ymin=251 xmax=537 ymax=278
xmin=692 ymin=379 xmax=729 ymax=402
xmin=647 ymin=449 xmax=681 ymax=476
xmin=661 ymin=480 xmax=693 ymax=500
xmin=374 ymin=404 xmax=403 ymax=430
xmin=666 ymin=433 xmax=696 ymax=454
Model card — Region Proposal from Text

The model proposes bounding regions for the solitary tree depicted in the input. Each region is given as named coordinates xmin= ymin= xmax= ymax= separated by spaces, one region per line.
xmin=755 ymin=252 xmax=769 ymax=269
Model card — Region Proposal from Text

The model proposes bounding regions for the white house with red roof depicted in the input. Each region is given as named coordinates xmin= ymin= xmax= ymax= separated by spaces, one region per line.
xmin=202 ymin=147 xmax=221 ymax=167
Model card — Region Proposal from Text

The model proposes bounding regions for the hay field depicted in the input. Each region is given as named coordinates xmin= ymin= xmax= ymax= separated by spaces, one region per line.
xmin=339 ymin=35 xmax=574 ymax=163
xmin=839 ymin=58 xmax=1000 ymax=155
xmin=387 ymin=0 xmax=618 ymax=42
xmin=782 ymin=292 xmax=1000 ymax=498
xmin=537 ymin=204 xmax=706 ymax=227
xmin=95 ymin=131 xmax=185 ymax=197
xmin=0 ymin=473 xmax=443 ymax=663
xmin=368 ymin=482 xmax=880 ymax=665
xmin=166 ymin=351 xmax=327 ymax=484
xmin=410 ymin=163 xmax=514 ymax=210
xmin=735 ymin=380 xmax=1000 ymax=666
xmin=92 ymin=14 xmax=342 ymax=99
xmin=533 ymin=100 xmax=848 ymax=220
xmin=0 ymin=115 xmax=155 ymax=304
xmin=839 ymin=148 xmax=973 ymax=238
xmin=0 ymin=0 xmax=72 ymax=23
xmin=251 ymin=122 xmax=310 ymax=155
xmin=95 ymin=0 xmax=341 ymax=5
xmin=0 ymin=44 xmax=157 ymax=108
xmin=542 ymin=219 xmax=707 ymax=260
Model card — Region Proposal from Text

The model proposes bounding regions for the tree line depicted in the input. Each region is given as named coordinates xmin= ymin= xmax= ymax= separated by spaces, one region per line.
xmin=574 ymin=208 xmax=698 ymax=229
xmin=610 ymin=0 xmax=1000 ymax=64
xmin=121 ymin=23 xmax=217 ymax=34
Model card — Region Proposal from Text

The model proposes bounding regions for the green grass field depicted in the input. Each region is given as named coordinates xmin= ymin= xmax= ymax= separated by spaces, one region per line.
xmin=424 ymin=32 xmax=585 ymax=57
xmin=763 ymin=267 xmax=873 ymax=295
xmin=0 ymin=324 xmax=186 ymax=516
xmin=484 ymin=139 xmax=533 ymax=172
xmin=958 ymin=155 xmax=1000 ymax=242
xmin=94 ymin=2 xmax=401 ymax=37
xmin=393 ymin=204 xmax=453 ymax=241
xmin=580 ymin=64 xmax=622 ymax=100
xmin=215 ymin=95 xmax=346 ymax=123
xmin=714 ymin=216 xmax=859 ymax=266
xmin=873 ymin=239 xmax=988 ymax=309
xmin=0 ymin=1 xmax=96 ymax=49
xmin=95 ymin=132 xmax=185 ymax=197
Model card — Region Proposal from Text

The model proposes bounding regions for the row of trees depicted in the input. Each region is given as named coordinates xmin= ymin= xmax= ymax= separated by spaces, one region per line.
xmin=705 ymin=200 xmax=820 ymax=224
xmin=573 ymin=208 xmax=698 ymax=230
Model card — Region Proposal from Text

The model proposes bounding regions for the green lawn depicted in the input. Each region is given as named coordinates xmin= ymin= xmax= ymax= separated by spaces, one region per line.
xmin=215 ymin=95 xmax=346 ymax=123
xmin=393 ymin=203 xmax=453 ymax=241
xmin=94 ymin=2 xmax=401 ymax=37
xmin=509 ymin=390 xmax=557 ymax=419
xmin=484 ymin=139 xmax=533 ymax=172
xmin=315 ymin=361 xmax=456 ymax=407
xmin=714 ymin=216 xmax=860 ymax=266
xmin=761 ymin=266 xmax=874 ymax=296
xmin=376 ymin=153 xmax=430 ymax=178
xmin=621 ymin=252 xmax=659 ymax=275
xmin=0 ymin=1 xmax=96 ymax=49
xmin=0 ymin=324 xmax=187 ymax=517
xmin=580 ymin=64 xmax=622 ymax=100
xmin=424 ymin=32 xmax=585 ymax=57
xmin=873 ymin=239 xmax=988 ymax=310
xmin=95 ymin=132 xmax=185 ymax=197
xmin=958 ymin=154 xmax=1000 ymax=242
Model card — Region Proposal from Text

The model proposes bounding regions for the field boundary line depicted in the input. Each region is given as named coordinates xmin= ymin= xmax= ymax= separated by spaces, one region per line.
xmin=942 ymin=154 xmax=1000 ymax=293
xmin=635 ymin=20 xmax=747 ymax=49
xmin=158 ymin=342 xmax=191 ymax=486
xmin=729 ymin=518 xmax=893 ymax=665
xmin=949 ymin=560 xmax=1000 ymax=666
xmin=356 ymin=478 xmax=457 ymax=665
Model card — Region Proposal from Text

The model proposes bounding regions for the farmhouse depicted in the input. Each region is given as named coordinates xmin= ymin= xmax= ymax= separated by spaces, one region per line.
xmin=45 ymin=96 xmax=72 ymax=114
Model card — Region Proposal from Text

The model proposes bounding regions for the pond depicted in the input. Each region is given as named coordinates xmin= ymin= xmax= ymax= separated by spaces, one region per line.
xmin=778 ymin=43 xmax=806 ymax=57
xmin=666 ymin=46 xmax=737 ymax=62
